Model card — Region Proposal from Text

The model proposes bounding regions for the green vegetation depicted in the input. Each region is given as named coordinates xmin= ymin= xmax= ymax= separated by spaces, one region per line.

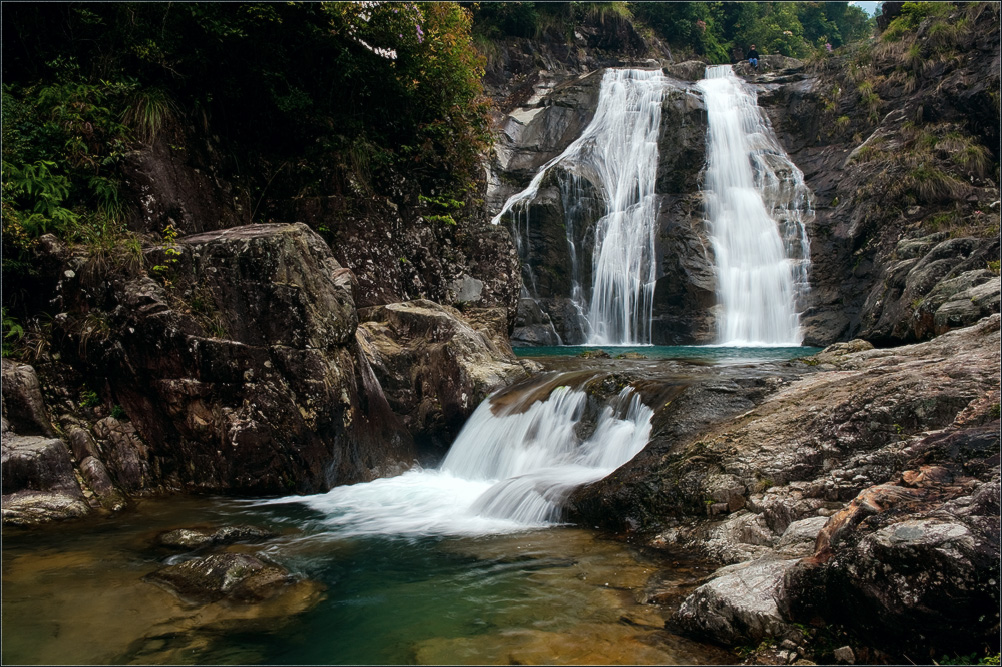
xmin=469 ymin=2 xmax=873 ymax=64
xmin=3 ymin=2 xmax=491 ymax=316
xmin=79 ymin=388 xmax=100 ymax=408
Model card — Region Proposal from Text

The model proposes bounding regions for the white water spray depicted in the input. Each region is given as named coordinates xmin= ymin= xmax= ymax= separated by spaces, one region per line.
xmin=271 ymin=377 xmax=653 ymax=537
xmin=697 ymin=65 xmax=812 ymax=346
xmin=494 ymin=69 xmax=665 ymax=345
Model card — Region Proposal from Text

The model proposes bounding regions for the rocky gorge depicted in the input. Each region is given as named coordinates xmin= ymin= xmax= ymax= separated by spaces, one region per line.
xmin=2 ymin=3 xmax=1000 ymax=665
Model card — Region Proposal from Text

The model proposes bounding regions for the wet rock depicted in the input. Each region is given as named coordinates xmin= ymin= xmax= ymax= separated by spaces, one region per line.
xmin=2 ymin=490 xmax=91 ymax=526
xmin=664 ymin=60 xmax=709 ymax=82
xmin=674 ymin=558 xmax=801 ymax=645
xmin=145 ymin=553 xmax=302 ymax=603
xmin=78 ymin=456 xmax=124 ymax=510
xmin=358 ymin=300 xmax=531 ymax=450
xmin=157 ymin=524 xmax=278 ymax=549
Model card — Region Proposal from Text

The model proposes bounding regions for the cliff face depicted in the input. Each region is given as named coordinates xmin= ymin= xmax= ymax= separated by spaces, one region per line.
xmin=758 ymin=3 xmax=1001 ymax=345
xmin=490 ymin=4 xmax=999 ymax=347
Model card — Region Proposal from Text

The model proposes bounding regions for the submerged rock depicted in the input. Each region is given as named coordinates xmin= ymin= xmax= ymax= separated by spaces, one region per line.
xmin=157 ymin=525 xmax=278 ymax=549
xmin=146 ymin=553 xmax=307 ymax=603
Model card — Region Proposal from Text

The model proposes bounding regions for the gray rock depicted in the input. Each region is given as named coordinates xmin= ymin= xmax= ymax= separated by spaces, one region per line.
xmin=1 ymin=434 xmax=82 ymax=496
xmin=78 ymin=456 xmax=124 ymax=510
xmin=2 ymin=490 xmax=91 ymax=526
xmin=447 ymin=274 xmax=484 ymax=304
xmin=145 ymin=553 xmax=300 ymax=603
xmin=675 ymin=558 xmax=801 ymax=645
xmin=1 ymin=360 xmax=55 ymax=437
xmin=157 ymin=524 xmax=278 ymax=549
xmin=776 ymin=516 xmax=829 ymax=553
xmin=358 ymin=300 xmax=531 ymax=445
xmin=833 ymin=646 xmax=855 ymax=664
xmin=664 ymin=60 xmax=709 ymax=82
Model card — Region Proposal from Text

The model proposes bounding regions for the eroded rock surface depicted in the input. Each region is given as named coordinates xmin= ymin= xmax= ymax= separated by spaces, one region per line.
xmin=570 ymin=315 xmax=1000 ymax=657
xmin=358 ymin=299 xmax=535 ymax=451
xmin=146 ymin=553 xmax=309 ymax=604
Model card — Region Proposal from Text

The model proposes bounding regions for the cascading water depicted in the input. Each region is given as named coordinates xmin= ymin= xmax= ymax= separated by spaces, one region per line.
xmin=494 ymin=69 xmax=665 ymax=346
xmin=697 ymin=65 xmax=812 ymax=346
xmin=275 ymin=375 xmax=653 ymax=537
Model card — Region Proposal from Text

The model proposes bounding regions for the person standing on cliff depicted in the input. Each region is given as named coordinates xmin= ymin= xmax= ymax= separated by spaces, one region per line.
xmin=747 ymin=44 xmax=760 ymax=70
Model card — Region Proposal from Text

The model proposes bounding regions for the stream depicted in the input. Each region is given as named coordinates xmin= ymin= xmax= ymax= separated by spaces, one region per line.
xmin=2 ymin=346 xmax=815 ymax=665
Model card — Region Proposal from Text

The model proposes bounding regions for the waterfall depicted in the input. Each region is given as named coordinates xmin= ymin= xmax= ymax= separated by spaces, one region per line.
xmin=275 ymin=375 xmax=653 ymax=537
xmin=697 ymin=65 xmax=812 ymax=346
xmin=494 ymin=69 xmax=665 ymax=346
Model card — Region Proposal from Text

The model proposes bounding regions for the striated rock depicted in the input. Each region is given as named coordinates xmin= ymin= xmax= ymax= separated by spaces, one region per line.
xmin=157 ymin=525 xmax=278 ymax=549
xmin=572 ymin=316 xmax=999 ymax=654
xmin=1 ymin=490 xmax=91 ymax=526
xmin=92 ymin=417 xmax=151 ymax=493
xmin=1 ymin=360 xmax=56 ymax=437
xmin=53 ymin=222 xmax=415 ymax=494
xmin=1 ymin=434 xmax=82 ymax=496
xmin=78 ymin=455 xmax=125 ymax=510
xmin=358 ymin=300 xmax=532 ymax=450
xmin=145 ymin=553 xmax=305 ymax=603
xmin=674 ymin=558 xmax=801 ymax=645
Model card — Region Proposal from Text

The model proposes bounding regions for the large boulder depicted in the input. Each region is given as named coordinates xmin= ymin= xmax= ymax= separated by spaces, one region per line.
xmin=571 ymin=316 xmax=1000 ymax=656
xmin=357 ymin=300 xmax=534 ymax=452
xmin=1 ymin=360 xmax=56 ymax=437
xmin=674 ymin=558 xmax=802 ymax=645
xmin=51 ymin=223 xmax=415 ymax=494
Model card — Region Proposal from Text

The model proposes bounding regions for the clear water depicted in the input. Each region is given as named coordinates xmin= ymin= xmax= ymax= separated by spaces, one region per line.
xmin=513 ymin=344 xmax=821 ymax=364
xmin=1 ymin=497 xmax=733 ymax=665
xmin=697 ymin=65 xmax=813 ymax=345
xmin=495 ymin=68 xmax=666 ymax=345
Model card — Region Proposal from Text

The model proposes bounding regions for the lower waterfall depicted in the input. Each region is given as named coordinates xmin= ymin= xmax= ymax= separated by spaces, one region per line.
xmin=697 ymin=65 xmax=812 ymax=346
xmin=280 ymin=374 xmax=653 ymax=537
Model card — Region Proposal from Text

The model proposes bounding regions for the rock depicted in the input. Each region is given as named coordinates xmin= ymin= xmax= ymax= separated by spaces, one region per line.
xmin=933 ymin=275 xmax=1001 ymax=335
xmin=1 ymin=490 xmax=91 ymax=526
xmin=674 ymin=558 xmax=801 ymax=645
xmin=66 ymin=426 xmax=101 ymax=461
xmin=358 ymin=300 xmax=531 ymax=450
xmin=92 ymin=417 xmax=151 ymax=493
xmin=1 ymin=434 xmax=82 ymax=496
xmin=55 ymin=223 xmax=415 ymax=494
xmin=1 ymin=360 xmax=56 ymax=437
xmin=145 ymin=553 xmax=302 ymax=603
xmin=78 ymin=456 xmax=124 ymax=510
xmin=664 ymin=60 xmax=709 ymax=82
xmin=447 ymin=274 xmax=485 ymax=304
xmin=806 ymin=339 xmax=874 ymax=365
xmin=832 ymin=646 xmax=855 ymax=664
xmin=775 ymin=516 xmax=829 ymax=555
xmin=157 ymin=525 xmax=278 ymax=549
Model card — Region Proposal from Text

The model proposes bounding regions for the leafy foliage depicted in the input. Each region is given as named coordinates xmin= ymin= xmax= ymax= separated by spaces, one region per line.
xmin=3 ymin=2 xmax=491 ymax=315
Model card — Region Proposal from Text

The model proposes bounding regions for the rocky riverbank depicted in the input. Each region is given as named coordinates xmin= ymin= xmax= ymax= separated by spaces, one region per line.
xmin=2 ymin=223 xmax=534 ymax=525
xmin=569 ymin=314 xmax=1000 ymax=663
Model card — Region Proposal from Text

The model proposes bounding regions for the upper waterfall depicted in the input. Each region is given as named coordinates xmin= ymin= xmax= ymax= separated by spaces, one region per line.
xmin=697 ymin=65 xmax=812 ymax=346
xmin=494 ymin=69 xmax=665 ymax=346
